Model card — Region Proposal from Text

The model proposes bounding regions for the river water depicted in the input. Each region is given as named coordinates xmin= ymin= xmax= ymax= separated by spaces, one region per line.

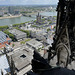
xmin=0 ymin=12 xmax=57 ymax=26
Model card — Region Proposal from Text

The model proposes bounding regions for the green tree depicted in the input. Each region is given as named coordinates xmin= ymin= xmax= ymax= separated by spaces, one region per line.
xmin=38 ymin=48 xmax=42 ymax=52
xmin=13 ymin=24 xmax=20 ymax=27
xmin=0 ymin=15 xmax=2 ymax=17
xmin=12 ymin=44 xmax=15 ymax=47
xmin=49 ymin=21 xmax=52 ymax=24
xmin=0 ymin=25 xmax=9 ymax=31
xmin=47 ymin=28 xmax=50 ymax=32
xmin=20 ymin=41 xmax=25 ymax=44
xmin=25 ymin=38 xmax=31 ymax=42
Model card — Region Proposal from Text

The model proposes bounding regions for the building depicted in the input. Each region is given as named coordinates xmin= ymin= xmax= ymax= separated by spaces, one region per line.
xmin=36 ymin=32 xmax=48 ymax=41
xmin=8 ymin=6 xmax=14 ymax=15
xmin=0 ymin=31 xmax=12 ymax=48
xmin=26 ymin=39 xmax=43 ymax=50
xmin=9 ymin=29 xmax=27 ymax=41
xmin=0 ymin=45 xmax=34 ymax=75
xmin=36 ymin=12 xmax=41 ymax=24
xmin=14 ymin=11 xmax=20 ymax=15
xmin=0 ymin=55 xmax=10 ymax=75
xmin=0 ymin=12 xmax=4 ymax=17
xmin=31 ymin=31 xmax=48 ymax=42
xmin=7 ymin=45 xmax=34 ymax=75
xmin=48 ymin=16 xmax=56 ymax=23
xmin=30 ymin=31 xmax=36 ymax=38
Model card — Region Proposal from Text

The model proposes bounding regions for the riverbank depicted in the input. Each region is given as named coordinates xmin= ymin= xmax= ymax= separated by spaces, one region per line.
xmin=0 ymin=14 xmax=22 ymax=20
xmin=0 ymin=12 xmax=57 ymax=26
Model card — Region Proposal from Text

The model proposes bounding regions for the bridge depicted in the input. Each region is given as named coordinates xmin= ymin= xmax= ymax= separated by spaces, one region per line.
xmin=22 ymin=13 xmax=50 ymax=18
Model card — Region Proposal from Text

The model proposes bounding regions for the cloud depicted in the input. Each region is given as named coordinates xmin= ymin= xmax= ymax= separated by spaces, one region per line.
xmin=0 ymin=0 xmax=58 ymax=5
xmin=23 ymin=0 xmax=58 ymax=5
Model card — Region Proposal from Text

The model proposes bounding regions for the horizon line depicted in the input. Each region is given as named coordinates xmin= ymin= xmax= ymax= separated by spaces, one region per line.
xmin=0 ymin=4 xmax=57 ymax=6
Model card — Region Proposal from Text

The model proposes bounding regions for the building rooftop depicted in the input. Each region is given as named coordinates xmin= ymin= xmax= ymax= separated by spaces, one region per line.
xmin=36 ymin=32 xmax=47 ymax=36
xmin=9 ymin=29 xmax=26 ymax=36
xmin=21 ymin=27 xmax=43 ymax=32
xmin=12 ymin=50 xmax=30 ymax=71
xmin=0 ymin=31 xmax=9 ymax=43
xmin=26 ymin=39 xmax=43 ymax=48
xmin=7 ymin=45 xmax=33 ymax=71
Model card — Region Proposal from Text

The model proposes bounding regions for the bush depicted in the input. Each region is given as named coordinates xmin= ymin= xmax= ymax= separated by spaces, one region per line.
xmin=48 ymin=19 xmax=51 ymax=21
xmin=12 ymin=44 xmax=15 ymax=47
xmin=0 ymin=25 xmax=9 ymax=31
xmin=20 ymin=11 xmax=32 ymax=14
xmin=47 ymin=28 xmax=50 ymax=32
xmin=42 ymin=18 xmax=45 ymax=21
xmin=20 ymin=41 xmax=25 ymax=44
xmin=13 ymin=24 xmax=20 ymax=27
xmin=49 ymin=21 xmax=52 ymax=24
xmin=54 ymin=26 xmax=56 ymax=29
xmin=22 ymin=30 xmax=30 ymax=37
xmin=0 ymin=15 xmax=2 ymax=17
xmin=52 ymin=32 xmax=55 ymax=35
xmin=53 ymin=16 xmax=57 ymax=17
xmin=13 ymin=23 xmax=26 ymax=27
xmin=32 ymin=25 xmax=38 ymax=28
xmin=38 ymin=48 xmax=42 ymax=52
xmin=20 ymin=39 xmax=31 ymax=45
xmin=34 ymin=20 xmax=37 ymax=23
xmin=25 ymin=38 xmax=31 ymax=42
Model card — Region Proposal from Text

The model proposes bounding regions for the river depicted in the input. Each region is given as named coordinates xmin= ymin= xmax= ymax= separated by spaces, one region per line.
xmin=0 ymin=12 xmax=57 ymax=26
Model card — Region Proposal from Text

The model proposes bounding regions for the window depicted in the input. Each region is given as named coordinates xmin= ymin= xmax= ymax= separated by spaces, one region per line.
xmin=20 ymin=54 xmax=26 ymax=58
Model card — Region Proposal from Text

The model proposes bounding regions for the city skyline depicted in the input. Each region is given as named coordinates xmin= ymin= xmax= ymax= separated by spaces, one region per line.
xmin=0 ymin=0 xmax=58 ymax=5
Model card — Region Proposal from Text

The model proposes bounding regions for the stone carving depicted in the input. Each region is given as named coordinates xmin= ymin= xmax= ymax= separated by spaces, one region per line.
xmin=56 ymin=43 xmax=69 ymax=67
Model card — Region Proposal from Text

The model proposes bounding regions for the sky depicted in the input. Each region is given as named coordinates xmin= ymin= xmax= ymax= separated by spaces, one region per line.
xmin=0 ymin=0 xmax=58 ymax=5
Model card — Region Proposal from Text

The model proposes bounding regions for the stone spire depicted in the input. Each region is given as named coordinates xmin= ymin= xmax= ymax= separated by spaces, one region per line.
xmin=1 ymin=69 xmax=4 ymax=75
xmin=10 ymin=56 xmax=16 ymax=75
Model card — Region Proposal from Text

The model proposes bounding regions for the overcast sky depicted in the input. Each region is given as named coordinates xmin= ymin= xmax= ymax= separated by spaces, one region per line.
xmin=0 ymin=0 xmax=58 ymax=5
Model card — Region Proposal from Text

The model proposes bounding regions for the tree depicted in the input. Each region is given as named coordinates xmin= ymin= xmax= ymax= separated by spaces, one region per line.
xmin=20 ymin=41 xmax=25 ymax=44
xmin=12 ymin=44 xmax=15 ymax=47
xmin=0 ymin=25 xmax=9 ymax=31
xmin=47 ymin=28 xmax=50 ymax=32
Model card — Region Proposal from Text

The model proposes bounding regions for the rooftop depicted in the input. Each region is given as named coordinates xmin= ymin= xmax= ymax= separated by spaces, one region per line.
xmin=7 ymin=45 xmax=33 ymax=71
xmin=9 ymin=29 xmax=26 ymax=36
xmin=21 ymin=27 xmax=42 ymax=32
xmin=12 ymin=50 xmax=30 ymax=71
xmin=26 ymin=39 xmax=43 ymax=48
xmin=0 ymin=31 xmax=9 ymax=43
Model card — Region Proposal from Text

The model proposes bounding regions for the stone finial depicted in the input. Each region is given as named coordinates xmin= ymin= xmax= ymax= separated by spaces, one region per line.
xmin=1 ymin=69 xmax=4 ymax=75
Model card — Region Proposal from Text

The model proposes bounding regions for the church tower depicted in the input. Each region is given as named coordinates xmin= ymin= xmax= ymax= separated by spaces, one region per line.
xmin=36 ymin=12 xmax=41 ymax=24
